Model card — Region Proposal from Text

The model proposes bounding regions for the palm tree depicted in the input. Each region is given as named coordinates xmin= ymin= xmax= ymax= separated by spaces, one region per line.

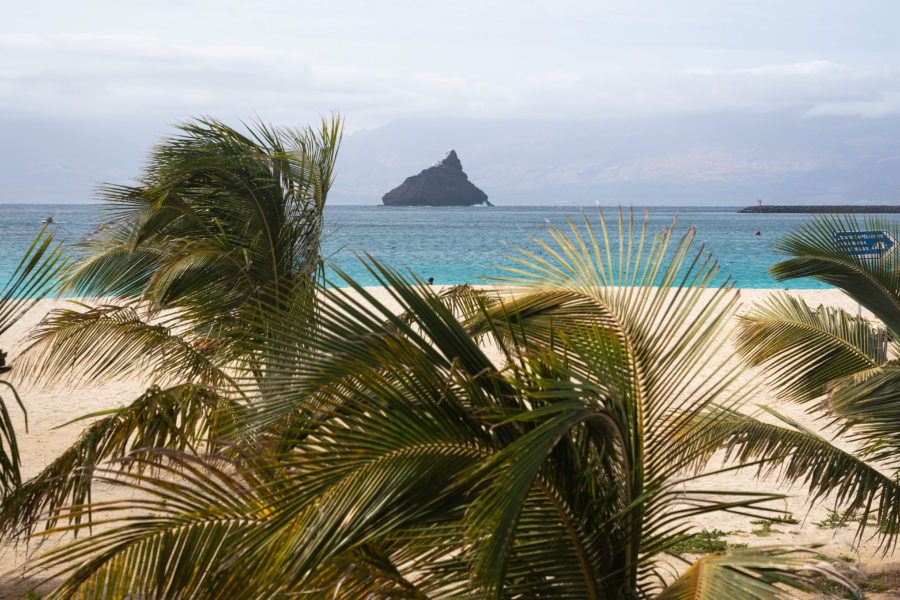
xmin=733 ymin=214 xmax=900 ymax=547
xmin=0 ymin=116 xmax=342 ymax=538
xmin=29 ymin=211 xmax=856 ymax=599
xmin=24 ymin=115 xmax=342 ymax=376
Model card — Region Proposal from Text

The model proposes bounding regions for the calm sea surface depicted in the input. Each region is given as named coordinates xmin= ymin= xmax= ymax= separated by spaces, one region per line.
xmin=2 ymin=204 xmax=895 ymax=293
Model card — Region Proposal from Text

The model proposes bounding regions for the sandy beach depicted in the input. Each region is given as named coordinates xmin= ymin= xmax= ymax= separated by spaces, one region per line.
xmin=0 ymin=287 xmax=898 ymax=598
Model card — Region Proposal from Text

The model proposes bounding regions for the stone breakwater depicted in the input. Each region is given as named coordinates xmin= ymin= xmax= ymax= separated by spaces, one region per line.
xmin=739 ymin=205 xmax=900 ymax=213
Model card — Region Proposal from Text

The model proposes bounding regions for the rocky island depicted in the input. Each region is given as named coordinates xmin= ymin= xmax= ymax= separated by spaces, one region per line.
xmin=382 ymin=149 xmax=491 ymax=207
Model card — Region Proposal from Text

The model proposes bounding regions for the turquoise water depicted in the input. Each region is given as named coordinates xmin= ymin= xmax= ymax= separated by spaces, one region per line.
xmin=2 ymin=204 xmax=895 ymax=292
xmin=321 ymin=205 xmax=892 ymax=289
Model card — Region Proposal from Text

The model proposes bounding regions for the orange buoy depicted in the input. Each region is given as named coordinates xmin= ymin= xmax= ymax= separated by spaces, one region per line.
xmin=755 ymin=230 xmax=761 ymax=236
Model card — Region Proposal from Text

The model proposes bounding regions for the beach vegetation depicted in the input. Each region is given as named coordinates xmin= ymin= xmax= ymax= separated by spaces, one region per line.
xmin=767 ymin=514 xmax=800 ymax=525
xmin=749 ymin=521 xmax=783 ymax=537
xmin=735 ymin=214 xmax=900 ymax=550
xmin=0 ymin=226 xmax=66 ymax=496
xmin=667 ymin=530 xmax=747 ymax=553
xmin=0 ymin=116 xmax=342 ymax=538
xmin=815 ymin=510 xmax=853 ymax=530
xmin=21 ymin=210 xmax=859 ymax=599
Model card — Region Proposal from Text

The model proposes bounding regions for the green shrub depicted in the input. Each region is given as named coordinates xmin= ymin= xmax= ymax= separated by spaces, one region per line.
xmin=668 ymin=529 xmax=746 ymax=553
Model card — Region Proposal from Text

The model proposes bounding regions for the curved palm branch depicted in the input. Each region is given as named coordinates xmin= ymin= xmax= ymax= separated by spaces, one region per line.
xmin=769 ymin=214 xmax=900 ymax=334
xmin=735 ymin=292 xmax=885 ymax=403
xmin=0 ymin=383 xmax=241 ymax=540
xmin=32 ymin=449 xmax=275 ymax=599
xmin=13 ymin=303 xmax=238 ymax=389
xmin=827 ymin=367 xmax=900 ymax=465
xmin=0 ymin=225 xmax=67 ymax=496
xmin=437 ymin=283 xmax=501 ymax=318
xmin=704 ymin=403 xmax=900 ymax=552
xmin=656 ymin=546 xmax=859 ymax=600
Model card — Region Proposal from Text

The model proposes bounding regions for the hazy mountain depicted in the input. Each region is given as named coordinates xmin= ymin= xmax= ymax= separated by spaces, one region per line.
xmin=2 ymin=112 xmax=900 ymax=206
xmin=331 ymin=112 xmax=900 ymax=206
xmin=0 ymin=115 xmax=161 ymax=204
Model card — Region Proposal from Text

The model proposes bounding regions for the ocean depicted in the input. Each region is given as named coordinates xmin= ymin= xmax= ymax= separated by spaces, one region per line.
xmin=2 ymin=204 xmax=894 ymax=292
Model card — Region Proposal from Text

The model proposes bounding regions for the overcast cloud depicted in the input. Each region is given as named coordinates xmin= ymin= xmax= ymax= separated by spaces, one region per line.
xmin=3 ymin=1 xmax=900 ymax=129
xmin=3 ymin=1 xmax=900 ymax=204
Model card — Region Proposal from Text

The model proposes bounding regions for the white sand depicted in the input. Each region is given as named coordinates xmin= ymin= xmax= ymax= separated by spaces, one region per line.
xmin=0 ymin=288 xmax=897 ymax=598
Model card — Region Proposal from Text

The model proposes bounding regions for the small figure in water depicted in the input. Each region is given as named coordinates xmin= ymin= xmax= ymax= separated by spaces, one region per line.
xmin=427 ymin=277 xmax=434 ymax=285
xmin=45 ymin=216 xmax=53 ymax=224
xmin=754 ymin=230 xmax=760 ymax=236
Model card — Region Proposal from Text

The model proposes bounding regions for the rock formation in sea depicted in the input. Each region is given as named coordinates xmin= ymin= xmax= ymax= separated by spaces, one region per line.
xmin=382 ymin=149 xmax=492 ymax=206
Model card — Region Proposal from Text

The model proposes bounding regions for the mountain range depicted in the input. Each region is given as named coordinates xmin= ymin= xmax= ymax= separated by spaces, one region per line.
xmin=3 ymin=111 xmax=899 ymax=206
xmin=334 ymin=112 xmax=900 ymax=206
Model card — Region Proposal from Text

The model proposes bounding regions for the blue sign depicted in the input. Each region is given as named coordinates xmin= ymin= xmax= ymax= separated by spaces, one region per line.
xmin=835 ymin=230 xmax=896 ymax=259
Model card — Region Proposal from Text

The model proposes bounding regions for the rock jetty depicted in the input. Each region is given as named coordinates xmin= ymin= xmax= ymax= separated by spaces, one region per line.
xmin=740 ymin=205 xmax=900 ymax=213
xmin=382 ymin=150 xmax=491 ymax=207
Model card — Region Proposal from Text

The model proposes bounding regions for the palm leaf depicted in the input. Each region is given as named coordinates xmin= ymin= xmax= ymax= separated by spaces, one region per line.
xmin=13 ymin=303 xmax=237 ymax=388
xmin=58 ymin=116 xmax=340 ymax=321
xmin=0 ymin=225 xmax=67 ymax=495
xmin=827 ymin=366 xmax=900 ymax=465
xmin=0 ymin=383 xmax=239 ymax=540
xmin=34 ymin=449 xmax=273 ymax=599
xmin=735 ymin=292 xmax=884 ymax=403
xmin=656 ymin=547 xmax=859 ymax=600
xmin=709 ymin=404 xmax=900 ymax=551
xmin=769 ymin=214 xmax=900 ymax=334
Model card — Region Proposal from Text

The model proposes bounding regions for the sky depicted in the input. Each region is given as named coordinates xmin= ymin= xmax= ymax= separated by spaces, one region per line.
xmin=5 ymin=0 xmax=900 ymax=128
xmin=3 ymin=1 xmax=900 ymax=203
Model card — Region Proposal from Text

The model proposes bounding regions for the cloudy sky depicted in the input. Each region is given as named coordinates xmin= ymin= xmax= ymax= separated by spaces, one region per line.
xmin=4 ymin=0 xmax=900 ymax=128
xmin=3 ymin=1 xmax=900 ymax=203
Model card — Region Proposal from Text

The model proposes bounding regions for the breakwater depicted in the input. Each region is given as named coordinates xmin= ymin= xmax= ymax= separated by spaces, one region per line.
xmin=739 ymin=205 xmax=900 ymax=214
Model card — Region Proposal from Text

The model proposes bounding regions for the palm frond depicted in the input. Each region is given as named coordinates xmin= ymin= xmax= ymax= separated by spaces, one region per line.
xmin=0 ymin=225 xmax=67 ymax=496
xmin=769 ymin=214 xmax=900 ymax=334
xmin=656 ymin=547 xmax=859 ymax=600
xmin=735 ymin=292 xmax=884 ymax=403
xmin=13 ymin=303 xmax=236 ymax=389
xmin=438 ymin=283 xmax=500 ymax=318
xmin=0 ymin=383 xmax=238 ymax=539
xmin=58 ymin=116 xmax=341 ymax=323
xmin=32 ymin=405 xmax=480 ymax=597
xmin=709 ymin=405 xmax=900 ymax=551
xmin=827 ymin=365 xmax=900 ymax=465
xmin=34 ymin=449 xmax=272 ymax=599
xmin=0 ymin=224 xmax=68 ymax=335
